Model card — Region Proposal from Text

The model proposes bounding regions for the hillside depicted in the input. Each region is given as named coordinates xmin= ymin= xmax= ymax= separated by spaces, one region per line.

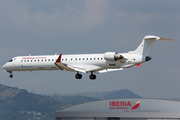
xmin=0 ymin=84 xmax=66 ymax=120
xmin=50 ymin=95 xmax=99 ymax=105
xmin=100 ymin=89 xmax=142 ymax=99
xmin=52 ymin=89 xmax=142 ymax=99
xmin=0 ymin=84 xmax=101 ymax=120
xmin=0 ymin=84 xmax=142 ymax=120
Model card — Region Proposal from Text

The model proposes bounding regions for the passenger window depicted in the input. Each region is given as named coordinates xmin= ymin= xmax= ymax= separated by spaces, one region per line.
xmin=27 ymin=60 xmax=29 ymax=62
xmin=94 ymin=58 xmax=96 ymax=60
xmin=97 ymin=58 xmax=99 ymax=60
xmin=75 ymin=58 xmax=77 ymax=60
xmin=41 ymin=59 xmax=43 ymax=61
xmin=34 ymin=60 xmax=36 ymax=62
xmin=52 ymin=59 xmax=54 ymax=61
xmin=31 ymin=60 xmax=33 ymax=62
xmin=90 ymin=58 xmax=92 ymax=60
xmin=86 ymin=58 xmax=88 ymax=60
xmin=24 ymin=60 xmax=26 ymax=62
xmin=83 ymin=58 xmax=84 ymax=60
xmin=79 ymin=58 xmax=81 ymax=60
xmin=48 ymin=59 xmax=50 ymax=61
xmin=21 ymin=60 xmax=23 ymax=62
xmin=71 ymin=58 xmax=73 ymax=61
xmin=101 ymin=58 xmax=103 ymax=60
xmin=38 ymin=60 xmax=39 ymax=62
xmin=45 ymin=59 xmax=46 ymax=61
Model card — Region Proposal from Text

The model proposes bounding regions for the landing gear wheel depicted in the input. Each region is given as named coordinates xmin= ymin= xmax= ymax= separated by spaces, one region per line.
xmin=9 ymin=75 xmax=13 ymax=78
xmin=89 ymin=74 xmax=96 ymax=80
xmin=8 ymin=71 xmax=13 ymax=78
xmin=75 ymin=73 xmax=82 ymax=79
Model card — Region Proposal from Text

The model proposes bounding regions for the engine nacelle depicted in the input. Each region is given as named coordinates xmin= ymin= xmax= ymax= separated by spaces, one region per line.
xmin=104 ymin=52 xmax=124 ymax=61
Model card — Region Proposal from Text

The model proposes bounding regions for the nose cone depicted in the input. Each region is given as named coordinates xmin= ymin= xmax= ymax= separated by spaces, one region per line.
xmin=145 ymin=56 xmax=152 ymax=61
xmin=2 ymin=64 xmax=7 ymax=70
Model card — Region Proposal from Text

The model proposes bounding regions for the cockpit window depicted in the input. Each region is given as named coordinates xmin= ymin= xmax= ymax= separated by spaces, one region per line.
xmin=9 ymin=59 xmax=13 ymax=62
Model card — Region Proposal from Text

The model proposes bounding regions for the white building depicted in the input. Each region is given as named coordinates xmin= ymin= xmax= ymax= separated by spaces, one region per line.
xmin=55 ymin=98 xmax=180 ymax=120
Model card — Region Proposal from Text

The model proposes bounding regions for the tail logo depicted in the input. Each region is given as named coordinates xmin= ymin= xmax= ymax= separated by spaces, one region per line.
xmin=131 ymin=101 xmax=141 ymax=110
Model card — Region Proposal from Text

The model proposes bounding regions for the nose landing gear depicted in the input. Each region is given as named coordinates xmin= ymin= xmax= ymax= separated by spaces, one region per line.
xmin=9 ymin=75 xmax=13 ymax=78
xmin=8 ymin=71 xmax=13 ymax=78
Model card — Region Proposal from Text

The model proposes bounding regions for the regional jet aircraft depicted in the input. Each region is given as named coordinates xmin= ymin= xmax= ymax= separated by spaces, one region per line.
xmin=2 ymin=35 xmax=176 ymax=80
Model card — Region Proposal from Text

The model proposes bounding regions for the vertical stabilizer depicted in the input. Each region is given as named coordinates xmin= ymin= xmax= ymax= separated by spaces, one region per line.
xmin=132 ymin=35 xmax=158 ymax=55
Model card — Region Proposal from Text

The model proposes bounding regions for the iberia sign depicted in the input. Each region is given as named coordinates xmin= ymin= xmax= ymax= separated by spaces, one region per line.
xmin=109 ymin=101 xmax=141 ymax=110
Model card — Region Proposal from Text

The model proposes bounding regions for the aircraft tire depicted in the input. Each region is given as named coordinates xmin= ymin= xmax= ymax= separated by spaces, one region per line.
xmin=89 ymin=74 xmax=96 ymax=80
xmin=9 ymin=75 xmax=13 ymax=78
xmin=75 ymin=74 xmax=82 ymax=79
xmin=79 ymin=74 xmax=82 ymax=79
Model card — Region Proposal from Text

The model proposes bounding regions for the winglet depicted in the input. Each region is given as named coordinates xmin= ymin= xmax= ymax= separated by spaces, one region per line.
xmin=56 ymin=54 xmax=62 ymax=63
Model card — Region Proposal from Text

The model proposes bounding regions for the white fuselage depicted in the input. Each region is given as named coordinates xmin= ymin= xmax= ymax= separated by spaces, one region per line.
xmin=2 ymin=53 xmax=146 ymax=72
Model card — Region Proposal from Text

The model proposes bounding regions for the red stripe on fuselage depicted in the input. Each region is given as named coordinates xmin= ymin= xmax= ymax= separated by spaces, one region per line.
xmin=56 ymin=54 xmax=62 ymax=63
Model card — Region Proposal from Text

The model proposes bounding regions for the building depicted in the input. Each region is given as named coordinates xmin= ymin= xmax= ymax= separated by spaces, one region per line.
xmin=55 ymin=98 xmax=180 ymax=120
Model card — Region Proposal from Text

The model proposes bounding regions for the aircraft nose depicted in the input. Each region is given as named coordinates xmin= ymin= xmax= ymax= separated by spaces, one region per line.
xmin=2 ymin=64 xmax=7 ymax=70
xmin=145 ymin=56 xmax=152 ymax=61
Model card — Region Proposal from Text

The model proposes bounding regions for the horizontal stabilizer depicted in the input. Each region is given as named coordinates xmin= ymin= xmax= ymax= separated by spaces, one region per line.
xmin=144 ymin=35 xmax=177 ymax=41
xmin=158 ymin=38 xmax=177 ymax=41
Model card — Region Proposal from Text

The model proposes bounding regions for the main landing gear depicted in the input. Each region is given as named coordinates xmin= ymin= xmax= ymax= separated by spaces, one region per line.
xmin=8 ymin=71 xmax=13 ymax=78
xmin=89 ymin=73 xmax=96 ymax=80
xmin=75 ymin=72 xmax=82 ymax=79
xmin=75 ymin=72 xmax=96 ymax=80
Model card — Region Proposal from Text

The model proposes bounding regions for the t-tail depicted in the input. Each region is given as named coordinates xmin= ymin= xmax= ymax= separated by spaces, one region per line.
xmin=129 ymin=35 xmax=177 ymax=56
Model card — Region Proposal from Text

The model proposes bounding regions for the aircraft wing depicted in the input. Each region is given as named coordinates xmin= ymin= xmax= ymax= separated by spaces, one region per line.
xmin=96 ymin=63 xmax=142 ymax=73
xmin=54 ymin=54 xmax=85 ymax=73
xmin=55 ymin=62 xmax=75 ymax=72
xmin=70 ymin=65 xmax=122 ymax=74
xmin=95 ymin=68 xmax=123 ymax=73
xmin=55 ymin=61 xmax=105 ymax=73
xmin=54 ymin=54 xmax=74 ymax=72
xmin=55 ymin=54 xmax=125 ymax=74
xmin=55 ymin=54 xmax=104 ymax=73
xmin=55 ymin=61 xmax=124 ymax=74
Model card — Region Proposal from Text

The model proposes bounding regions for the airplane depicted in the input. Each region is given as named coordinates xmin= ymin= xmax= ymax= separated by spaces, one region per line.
xmin=2 ymin=35 xmax=176 ymax=80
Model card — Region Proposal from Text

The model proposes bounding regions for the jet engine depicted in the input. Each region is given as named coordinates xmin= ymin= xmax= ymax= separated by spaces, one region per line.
xmin=104 ymin=52 xmax=124 ymax=61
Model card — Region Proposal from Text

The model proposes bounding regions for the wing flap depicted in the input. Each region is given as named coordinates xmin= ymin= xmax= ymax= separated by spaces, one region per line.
xmin=55 ymin=62 xmax=75 ymax=72
xmin=68 ymin=64 xmax=105 ymax=73
xmin=95 ymin=68 xmax=123 ymax=73
xmin=54 ymin=54 xmax=124 ymax=74
xmin=67 ymin=65 xmax=86 ymax=73
xmin=84 ymin=65 xmax=103 ymax=72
